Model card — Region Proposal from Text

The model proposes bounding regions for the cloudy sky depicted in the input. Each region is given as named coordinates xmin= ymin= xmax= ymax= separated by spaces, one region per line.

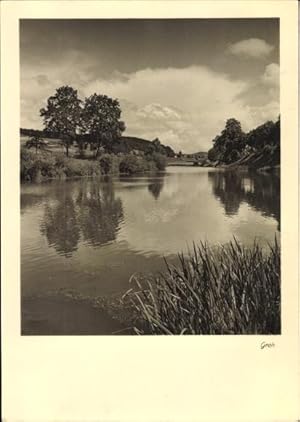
xmin=20 ymin=19 xmax=279 ymax=153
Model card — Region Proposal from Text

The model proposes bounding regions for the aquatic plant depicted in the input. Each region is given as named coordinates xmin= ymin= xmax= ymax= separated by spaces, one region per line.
xmin=123 ymin=238 xmax=280 ymax=335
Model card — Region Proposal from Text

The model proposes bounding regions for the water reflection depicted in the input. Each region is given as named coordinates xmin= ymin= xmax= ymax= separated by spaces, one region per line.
xmin=208 ymin=171 xmax=244 ymax=215
xmin=40 ymin=180 xmax=124 ymax=257
xmin=21 ymin=193 xmax=44 ymax=213
xmin=27 ymin=168 xmax=281 ymax=262
xmin=76 ymin=181 xmax=123 ymax=247
xmin=147 ymin=175 xmax=164 ymax=200
xmin=40 ymin=194 xmax=80 ymax=257
xmin=22 ymin=168 xmax=280 ymax=302
xmin=208 ymin=170 xmax=280 ymax=229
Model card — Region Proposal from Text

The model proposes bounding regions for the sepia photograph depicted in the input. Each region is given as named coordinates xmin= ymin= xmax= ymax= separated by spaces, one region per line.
xmin=2 ymin=1 xmax=299 ymax=421
xmin=20 ymin=18 xmax=280 ymax=335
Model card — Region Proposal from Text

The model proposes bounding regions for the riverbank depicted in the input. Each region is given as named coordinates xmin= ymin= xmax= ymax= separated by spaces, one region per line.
xmin=167 ymin=150 xmax=280 ymax=173
xmin=22 ymin=238 xmax=280 ymax=335
xmin=200 ymin=145 xmax=280 ymax=172
xmin=202 ymin=162 xmax=280 ymax=174
xmin=21 ymin=148 xmax=167 ymax=183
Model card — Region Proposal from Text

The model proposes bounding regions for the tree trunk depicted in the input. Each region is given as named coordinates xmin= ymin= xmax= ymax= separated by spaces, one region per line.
xmin=66 ymin=144 xmax=69 ymax=157
xmin=95 ymin=145 xmax=100 ymax=158
xmin=94 ymin=139 xmax=102 ymax=159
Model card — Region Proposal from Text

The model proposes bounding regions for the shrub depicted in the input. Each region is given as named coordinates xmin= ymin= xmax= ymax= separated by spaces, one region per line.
xmin=20 ymin=148 xmax=165 ymax=182
xmin=63 ymin=158 xmax=100 ymax=177
xmin=54 ymin=152 xmax=67 ymax=168
xmin=151 ymin=152 xmax=167 ymax=171
xmin=119 ymin=153 xmax=166 ymax=174
xmin=123 ymin=238 xmax=280 ymax=335
xmin=20 ymin=148 xmax=101 ymax=181
xmin=119 ymin=155 xmax=146 ymax=174
xmin=98 ymin=154 xmax=120 ymax=175
xmin=21 ymin=148 xmax=43 ymax=181
xmin=63 ymin=159 xmax=85 ymax=177
xmin=39 ymin=155 xmax=57 ymax=178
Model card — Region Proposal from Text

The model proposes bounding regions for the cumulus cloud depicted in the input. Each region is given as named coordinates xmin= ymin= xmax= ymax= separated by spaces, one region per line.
xmin=82 ymin=66 xmax=279 ymax=151
xmin=82 ymin=66 xmax=250 ymax=151
xmin=137 ymin=103 xmax=181 ymax=121
xmin=236 ymin=61 xmax=279 ymax=107
xmin=247 ymin=100 xmax=280 ymax=123
xmin=21 ymin=63 xmax=280 ymax=152
xmin=228 ymin=38 xmax=274 ymax=59
xmin=262 ymin=63 xmax=279 ymax=86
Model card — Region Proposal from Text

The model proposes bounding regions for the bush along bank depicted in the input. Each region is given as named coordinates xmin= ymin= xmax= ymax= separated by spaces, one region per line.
xmin=21 ymin=149 xmax=167 ymax=182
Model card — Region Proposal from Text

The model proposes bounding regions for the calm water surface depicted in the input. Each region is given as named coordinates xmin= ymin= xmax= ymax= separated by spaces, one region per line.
xmin=21 ymin=167 xmax=280 ymax=331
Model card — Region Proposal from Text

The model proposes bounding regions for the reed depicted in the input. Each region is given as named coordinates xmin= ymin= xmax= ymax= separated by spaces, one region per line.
xmin=123 ymin=238 xmax=280 ymax=334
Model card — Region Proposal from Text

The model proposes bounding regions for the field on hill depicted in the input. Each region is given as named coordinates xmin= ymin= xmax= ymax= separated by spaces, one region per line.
xmin=20 ymin=130 xmax=176 ymax=158
xmin=21 ymin=135 xmax=93 ymax=157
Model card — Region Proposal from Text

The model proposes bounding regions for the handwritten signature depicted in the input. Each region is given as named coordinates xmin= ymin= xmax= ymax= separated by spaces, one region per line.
xmin=260 ymin=341 xmax=275 ymax=349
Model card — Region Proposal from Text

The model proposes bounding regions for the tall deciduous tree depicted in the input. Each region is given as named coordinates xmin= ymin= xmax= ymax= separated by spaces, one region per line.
xmin=210 ymin=118 xmax=245 ymax=164
xmin=40 ymin=86 xmax=82 ymax=157
xmin=246 ymin=116 xmax=280 ymax=150
xmin=82 ymin=94 xmax=125 ymax=158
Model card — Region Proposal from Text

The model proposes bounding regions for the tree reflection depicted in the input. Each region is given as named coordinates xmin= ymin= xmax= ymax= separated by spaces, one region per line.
xmin=208 ymin=170 xmax=280 ymax=229
xmin=208 ymin=171 xmax=245 ymax=215
xmin=21 ymin=193 xmax=43 ymax=214
xmin=244 ymin=172 xmax=280 ymax=231
xmin=40 ymin=193 xmax=80 ymax=257
xmin=147 ymin=175 xmax=165 ymax=200
xmin=40 ymin=180 xmax=124 ymax=256
xmin=76 ymin=180 xmax=123 ymax=247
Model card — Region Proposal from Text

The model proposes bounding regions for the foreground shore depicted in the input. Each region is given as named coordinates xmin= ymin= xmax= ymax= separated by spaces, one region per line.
xmin=22 ymin=239 xmax=280 ymax=335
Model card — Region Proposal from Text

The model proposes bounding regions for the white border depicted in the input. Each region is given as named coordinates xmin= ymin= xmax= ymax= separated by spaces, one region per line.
xmin=1 ymin=1 xmax=299 ymax=421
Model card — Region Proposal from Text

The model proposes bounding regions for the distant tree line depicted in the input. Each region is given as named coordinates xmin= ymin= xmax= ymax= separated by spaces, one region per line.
xmin=207 ymin=116 xmax=280 ymax=166
xmin=21 ymin=85 xmax=175 ymax=158
xmin=21 ymin=128 xmax=58 ymax=138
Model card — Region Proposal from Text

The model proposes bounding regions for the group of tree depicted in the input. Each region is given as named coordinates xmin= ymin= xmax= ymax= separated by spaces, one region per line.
xmin=22 ymin=85 xmax=175 ymax=159
xmin=207 ymin=116 xmax=280 ymax=165
xmin=39 ymin=86 xmax=125 ymax=157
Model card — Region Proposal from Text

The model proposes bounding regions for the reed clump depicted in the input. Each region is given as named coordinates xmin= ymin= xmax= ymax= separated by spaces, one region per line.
xmin=123 ymin=238 xmax=280 ymax=335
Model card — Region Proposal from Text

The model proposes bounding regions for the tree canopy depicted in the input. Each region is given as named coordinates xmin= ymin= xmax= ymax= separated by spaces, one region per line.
xmin=210 ymin=118 xmax=246 ymax=164
xmin=82 ymin=94 xmax=125 ymax=157
xmin=37 ymin=85 xmax=174 ymax=159
xmin=40 ymin=86 xmax=82 ymax=156
xmin=208 ymin=116 xmax=280 ymax=165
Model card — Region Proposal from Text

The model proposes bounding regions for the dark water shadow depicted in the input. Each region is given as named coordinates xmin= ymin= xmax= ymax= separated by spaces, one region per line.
xmin=147 ymin=174 xmax=165 ymax=200
xmin=208 ymin=170 xmax=280 ymax=230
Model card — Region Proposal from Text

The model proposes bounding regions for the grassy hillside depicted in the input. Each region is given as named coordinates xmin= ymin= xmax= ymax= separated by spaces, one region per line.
xmin=20 ymin=129 xmax=175 ymax=157
xmin=108 ymin=136 xmax=172 ymax=156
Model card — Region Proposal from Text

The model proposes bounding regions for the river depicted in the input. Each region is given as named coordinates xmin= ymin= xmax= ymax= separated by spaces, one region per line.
xmin=21 ymin=166 xmax=280 ymax=334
